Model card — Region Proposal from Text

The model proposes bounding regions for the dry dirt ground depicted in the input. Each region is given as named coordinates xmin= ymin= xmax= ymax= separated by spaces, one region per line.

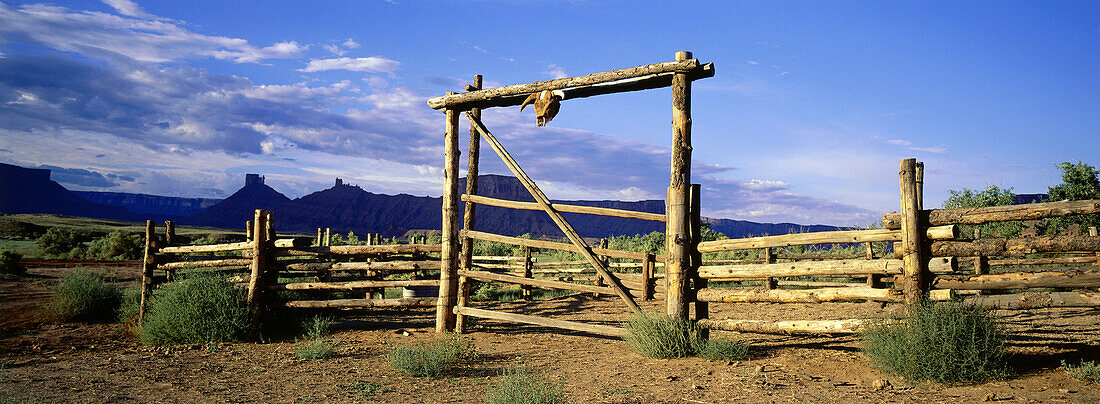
xmin=2 ymin=264 xmax=1099 ymax=403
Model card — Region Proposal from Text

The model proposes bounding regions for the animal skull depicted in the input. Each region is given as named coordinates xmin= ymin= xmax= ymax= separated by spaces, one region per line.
xmin=520 ymin=90 xmax=565 ymax=127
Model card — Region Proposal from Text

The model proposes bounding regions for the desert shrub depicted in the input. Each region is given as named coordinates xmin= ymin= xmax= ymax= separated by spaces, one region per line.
xmin=139 ymin=275 xmax=250 ymax=346
xmin=623 ymin=312 xmax=696 ymax=359
xmin=85 ymin=230 xmax=144 ymax=260
xmin=1062 ymin=359 xmax=1100 ymax=383
xmin=0 ymin=251 xmax=24 ymax=275
xmin=45 ymin=269 xmax=122 ymax=323
xmin=862 ymin=301 xmax=1008 ymax=384
xmin=387 ymin=334 xmax=478 ymax=377
xmin=36 ymin=227 xmax=81 ymax=257
xmin=693 ymin=338 xmax=750 ymax=361
xmin=295 ymin=316 xmax=339 ymax=360
xmin=485 ymin=365 xmax=566 ymax=404
xmin=116 ymin=285 xmax=142 ymax=325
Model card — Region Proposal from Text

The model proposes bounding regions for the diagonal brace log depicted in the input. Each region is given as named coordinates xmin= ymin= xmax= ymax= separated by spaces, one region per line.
xmin=465 ymin=113 xmax=642 ymax=314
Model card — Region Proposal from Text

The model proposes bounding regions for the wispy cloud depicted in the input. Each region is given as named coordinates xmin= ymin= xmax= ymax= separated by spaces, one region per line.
xmin=299 ymin=57 xmax=400 ymax=73
xmin=100 ymin=0 xmax=153 ymax=19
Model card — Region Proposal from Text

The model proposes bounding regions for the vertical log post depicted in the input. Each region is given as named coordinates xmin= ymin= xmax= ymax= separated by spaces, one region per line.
xmin=915 ymin=162 xmax=925 ymax=210
xmin=246 ymin=220 xmax=254 ymax=242
xmin=137 ymin=220 xmax=156 ymax=323
xmin=437 ymin=95 xmax=462 ymax=333
xmin=163 ymin=221 xmax=176 ymax=281
xmin=265 ymin=212 xmax=275 ymax=242
xmin=521 ymin=247 xmax=534 ymax=300
xmin=1089 ymin=227 xmax=1099 ymax=269
xmin=688 ymin=184 xmax=707 ymax=339
xmin=316 ymin=228 xmax=322 ymax=246
xmin=762 ymin=247 xmax=777 ymax=289
xmin=594 ymin=238 xmax=608 ymax=295
xmin=247 ymin=209 xmax=269 ymax=329
xmin=865 ymin=242 xmax=876 ymax=287
xmin=898 ymin=158 xmax=926 ymax=304
xmin=642 ymin=253 xmax=655 ymax=301
xmin=456 ymin=75 xmax=482 ymax=334
xmin=666 ymin=50 xmax=694 ymax=320
xmin=324 ymin=228 xmax=331 ymax=247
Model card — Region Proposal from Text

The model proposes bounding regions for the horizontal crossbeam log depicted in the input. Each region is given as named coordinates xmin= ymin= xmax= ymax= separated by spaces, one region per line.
xmin=882 ymin=199 xmax=1100 ymax=229
xmin=931 ymin=270 xmax=1100 ymax=290
xmin=462 ymin=194 xmax=666 ymax=222
xmin=698 ymin=257 xmax=955 ymax=279
xmin=160 ymin=241 xmax=252 ymax=254
xmin=697 ymin=318 xmax=868 ymax=334
xmin=463 ymin=229 xmax=661 ymax=261
xmin=453 ymin=306 xmax=624 ymax=337
xmin=697 ymin=225 xmax=956 ymax=252
xmin=282 ymin=297 xmax=436 ymax=308
xmin=428 ymin=59 xmax=702 ymax=109
xmin=271 ymin=279 xmax=439 ymax=291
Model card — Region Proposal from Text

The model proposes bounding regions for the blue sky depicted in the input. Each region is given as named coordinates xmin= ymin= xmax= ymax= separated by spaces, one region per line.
xmin=0 ymin=0 xmax=1096 ymax=227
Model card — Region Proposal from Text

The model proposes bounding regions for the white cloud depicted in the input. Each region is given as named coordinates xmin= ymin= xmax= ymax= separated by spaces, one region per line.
xmin=544 ymin=64 xmax=567 ymax=79
xmin=322 ymin=44 xmax=346 ymax=56
xmin=888 ymin=139 xmax=912 ymax=146
xmin=101 ymin=0 xmax=152 ymax=19
xmin=342 ymin=38 xmax=360 ymax=49
xmin=300 ymin=57 xmax=401 ymax=73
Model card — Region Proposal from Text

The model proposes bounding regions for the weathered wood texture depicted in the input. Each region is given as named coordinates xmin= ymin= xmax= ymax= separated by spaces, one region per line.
xmin=138 ymin=220 xmax=156 ymax=322
xmin=273 ymin=279 xmax=439 ymax=291
xmin=696 ymin=286 xmax=901 ymax=303
xmin=898 ymin=158 xmax=926 ymax=304
xmin=988 ymin=256 xmax=1097 ymax=266
xmin=931 ymin=270 xmax=1100 ymax=290
xmin=456 ymin=75 xmax=482 ymax=335
xmin=462 ymin=230 xmax=658 ymax=261
xmin=460 ymin=270 xmax=615 ymax=295
xmin=882 ymin=199 xmax=1100 ymax=229
xmin=159 ymin=258 xmax=251 ymax=270
xmin=466 ymin=114 xmax=640 ymax=313
xmin=462 ymin=194 xmax=666 ymax=222
xmin=697 ymin=318 xmax=867 ymax=334
xmin=160 ymin=241 xmax=252 ymax=254
xmin=453 ymin=306 xmax=624 ymax=337
xmin=963 ymin=291 xmax=1100 ymax=309
xmin=293 ymin=244 xmax=442 ymax=255
xmin=284 ymin=297 xmax=437 ymax=309
xmin=698 ymin=257 xmax=955 ymax=280
xmin=666 ymin=51 xmax=694 ymax=320
xmin=428 ymin=59 xmax=701 ymax=109
xmin=246 ymin=210 xmax=268 ymax=327
xmin=437 ymin=104 xmax=461 ymax=333
xmin=697 ymin=225 xmax=955 ymax=252
xmin=929 ymin=236 xmax=1100 ymax=258
xmin=283 ymin=260 xmax=440 ymax=272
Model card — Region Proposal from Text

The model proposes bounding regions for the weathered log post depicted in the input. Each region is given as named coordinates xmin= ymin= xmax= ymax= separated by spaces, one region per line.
xmin=865 ymin=242 xmax=877 ymax=287
xmin=762 ymin=247 xmax=777 ymax=289
xmin=521 ymin=247 xmax=534 ymax=300
xmin=246 ymin=220 xmax=254 ymax=242
xmin=594 ymin=238 xmax=608 ymax=295
xmin=324 ymin=228 xmax=331 ymax=247
xmin=915 ymin=162 xmax=924 ymax=210
xmin=316 ymin=228 xmax=322 ymax=246
xmin=265 ymin=212 xmax=275 ymax=242
xmin=247 ymin=209 xmax=269 ymax=329
xmin=138 ymin=220 xmax=156 ymax=323
xmin=1091 ymin=227 xmax=1099 ymax=270
xmin=456 ymin=76 xmax=482 ymax=334
xmin=164 ymin=221 xmax=176 ymax=281
xmin=666 ymin=51 xmax=694 ymax=320
xmin=642 ymin=253 xmax=656 ymax=301
xmin=689 ymin=184 xmax=707 ymax=339
xmin=437 ymin=93 xmax=462 ymax=333
xmin=898 ymin=158 xmax=927 ymax=303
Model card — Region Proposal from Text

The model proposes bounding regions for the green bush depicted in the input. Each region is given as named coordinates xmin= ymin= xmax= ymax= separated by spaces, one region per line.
xmin=139 ymin=276 xmax=250 ymax=346
xmin=623 ymin=312 xmax=696 ymax=359
xmin=1062 ymin=359 xmax=1100 ymax=383
xmin=0 ymin=250 xmax=24 ymax=275
xmin=296 ymin=316 xmax=339 ymax=360
xmin=45 ymin=269 xmax=122 ymax=323
xmin=387 ymin=334 xmax=478 ymax=377
xmin=862 ymin=301 xmax=1008 ymax=384
xmin=116 ymin=285 xmax=142 ymax=325
xmin=693 ymin=338 xmax=750 ymax=361
xmin=485 ymin=365 xmax=566 ymax=404
xmin=85 ymin=230 xmax=144 ymax=260
xmin=36 ymin=227 xmax=81 ymax=257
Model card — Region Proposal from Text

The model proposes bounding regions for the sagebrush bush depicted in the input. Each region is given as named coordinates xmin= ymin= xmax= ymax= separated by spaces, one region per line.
xmin=85 ymin=230 xmax=144 ymax=260
xmin=387 ymin=334 xmax=478 ymax=377
xmin=693 ymin=338 xmax=750 ymax=361
xmin=116 ymin=285 xmax=142 ymax=325
xmin=296 ymin=316 xmax=339 ymax=360
xmin=139 ymin=275 xmax=250 ymax=346
xmin=862 ymin=301 xmax=1008 ymax=384
xmin=623 ymin=312 xmax=696 ymax=359
xmin=45 ymin=269 xmax=122 ymax=323
xmin=1062 ymin=360 xmax=1100 ymax=383
xmin=36 ymin=227 xmax=82 ymax=257
xmin=485 ymin=365 xmax=566 ymax=404
xmin=0 ymin=250 xmax=24 ymax=275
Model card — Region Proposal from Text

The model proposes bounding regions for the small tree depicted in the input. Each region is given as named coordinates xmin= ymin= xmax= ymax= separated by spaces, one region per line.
xmin=1046 ymin=161 xmax=1100 ymax=234
xmin=36 ymin=227 xmax=81 ymax=257
xmin=942 ymin=185 xmax=1022 ymax=238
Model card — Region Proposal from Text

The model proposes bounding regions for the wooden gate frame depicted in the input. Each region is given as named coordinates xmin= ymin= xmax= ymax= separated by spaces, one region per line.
xmin=427 ymin=51 xmax=714 ymax=333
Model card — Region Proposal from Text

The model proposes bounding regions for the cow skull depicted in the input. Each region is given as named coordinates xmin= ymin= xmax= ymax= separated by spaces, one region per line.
xmin=520 ymin=90 xmax=565 ymax=127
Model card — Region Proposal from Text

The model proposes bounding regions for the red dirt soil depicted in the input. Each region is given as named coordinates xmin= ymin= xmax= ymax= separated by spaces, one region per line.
xmin=1 ymin=263 xmax=1098 ymax=403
